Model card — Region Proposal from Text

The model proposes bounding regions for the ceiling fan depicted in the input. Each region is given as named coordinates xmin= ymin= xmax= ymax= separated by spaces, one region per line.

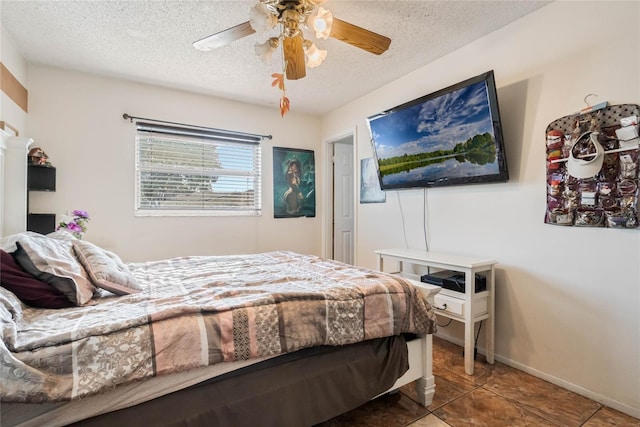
xmin=192 ymin=0 xmax=392 ymax=82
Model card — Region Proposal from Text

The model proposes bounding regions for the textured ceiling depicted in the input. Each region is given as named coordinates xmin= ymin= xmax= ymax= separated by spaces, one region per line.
xmin=1 ymin=1 xmax=550 ymax=115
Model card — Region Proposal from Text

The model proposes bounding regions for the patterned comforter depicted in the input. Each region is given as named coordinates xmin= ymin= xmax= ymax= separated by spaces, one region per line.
xmin=0 ymin=251 xmax=435 ymax=403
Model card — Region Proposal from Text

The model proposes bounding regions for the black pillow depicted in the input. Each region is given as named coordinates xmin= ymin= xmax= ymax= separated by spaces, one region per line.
xmin=0 ymin=249 xmax=73 ymax=309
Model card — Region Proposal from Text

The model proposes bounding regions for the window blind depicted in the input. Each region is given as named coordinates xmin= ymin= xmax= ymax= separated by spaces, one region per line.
xmin=135 ymin=122 xmax=262 ymax=216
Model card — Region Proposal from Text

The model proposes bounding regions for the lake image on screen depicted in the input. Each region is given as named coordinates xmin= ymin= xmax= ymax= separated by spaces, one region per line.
xmin=370 ymin=80 xmax=499 ymax=188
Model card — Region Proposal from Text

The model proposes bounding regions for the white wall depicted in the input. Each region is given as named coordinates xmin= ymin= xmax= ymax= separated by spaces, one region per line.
xmin=0 ymin=25 xmax=28 ymax=134
xmin=321 ymin=1 xmax=640 ymax=418
xmin=26 ymin=66 xmax=323 ymax=261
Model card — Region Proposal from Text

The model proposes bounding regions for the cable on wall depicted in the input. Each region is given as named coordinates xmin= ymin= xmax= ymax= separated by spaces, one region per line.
xmin=423 ymin=188 xmax=430 ymax=251
xmin=474 ymin=320 xmax=483 ymax=359
xmin=423 ymin=188 xmax=431 ymax=276
xmin=397 ymin=191 xmax=409 ymax=248
xmin=122 ymin=113 xmax=272 ymax=141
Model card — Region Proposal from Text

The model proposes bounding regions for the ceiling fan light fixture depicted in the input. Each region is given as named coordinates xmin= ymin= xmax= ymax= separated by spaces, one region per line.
xmin=282 ymin=9 xmax=302 ymax=38
xmin=303 ymin=40 xmax=327 ymax=68
xmin=307 ymin=7 xmax=333 ymax=39
xmin=194 ymin=0 xmax=390 ymax=114
xmin=249 ymin=3 xmax=277 ymax=34
xmin=255 ymin=37 xmax=280 ymax=64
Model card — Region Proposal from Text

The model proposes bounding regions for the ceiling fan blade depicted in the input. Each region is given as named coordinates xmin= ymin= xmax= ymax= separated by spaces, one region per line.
xmin=283 ymin=36 xmax=306 ymax=80
xmin=330 ymin=18 xmax=391 ymax=55
xmin=193 ymin=21 xmax=256 ymax=51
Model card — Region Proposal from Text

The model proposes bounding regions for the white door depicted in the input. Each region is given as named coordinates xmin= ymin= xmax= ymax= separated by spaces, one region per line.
xmin=333 ymin=140 xmax=354 ymax=264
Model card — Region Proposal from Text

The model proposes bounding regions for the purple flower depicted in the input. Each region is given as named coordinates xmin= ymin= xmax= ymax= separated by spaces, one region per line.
xmin=72 ymin=210 xmax=90 ymax=219
xmin=57 ymin=209 xmax=89 ymax=239
xmin=66 ymin=222 xmax=83 ymax=233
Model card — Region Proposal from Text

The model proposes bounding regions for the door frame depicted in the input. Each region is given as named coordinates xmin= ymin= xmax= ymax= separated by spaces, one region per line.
xmin=323 ymin=127 xmax=358 ymax=263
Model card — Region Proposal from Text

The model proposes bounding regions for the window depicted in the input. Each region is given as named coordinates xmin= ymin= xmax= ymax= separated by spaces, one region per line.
xmin=135 ymin=122 xmax=262 ymax=216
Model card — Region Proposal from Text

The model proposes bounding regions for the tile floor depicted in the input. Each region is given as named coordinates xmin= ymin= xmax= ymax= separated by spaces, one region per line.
xmin=318 ymin=336 xmax=640 ymax=427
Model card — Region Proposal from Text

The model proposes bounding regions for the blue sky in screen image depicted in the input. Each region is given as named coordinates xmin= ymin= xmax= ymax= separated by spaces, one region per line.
xmin=369 ymin=81 xmax=494 ymax=161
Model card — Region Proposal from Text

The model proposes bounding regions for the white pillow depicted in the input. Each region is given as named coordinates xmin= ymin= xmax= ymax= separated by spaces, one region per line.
xmin=72 ymin=240 xmax=141 ymax=295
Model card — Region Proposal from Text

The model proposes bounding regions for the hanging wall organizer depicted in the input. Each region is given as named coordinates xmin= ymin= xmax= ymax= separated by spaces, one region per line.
xmin=545 ymin=103 xmax=639 ymax=228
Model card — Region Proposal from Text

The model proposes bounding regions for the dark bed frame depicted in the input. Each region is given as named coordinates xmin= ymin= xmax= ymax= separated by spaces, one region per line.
xmin=70 ymin=336 xmax=411 ymax=427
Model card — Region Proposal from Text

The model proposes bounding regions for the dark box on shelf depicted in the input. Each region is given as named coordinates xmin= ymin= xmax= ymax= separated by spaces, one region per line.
xmin=27 ymin=165 xmax=56 ymax=191
xmin=421 ymin=271 xmax=486 ymax=294
xmin=27 ymin=213 xmax=56 ymax=235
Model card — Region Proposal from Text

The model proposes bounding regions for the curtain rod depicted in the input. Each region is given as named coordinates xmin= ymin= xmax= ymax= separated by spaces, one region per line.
xmin=122 ymin=113 xmax=272 ymax=140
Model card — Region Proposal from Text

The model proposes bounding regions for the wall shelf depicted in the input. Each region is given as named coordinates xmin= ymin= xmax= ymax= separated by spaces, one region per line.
xmin=27 ymin=164 xmax=56 ymax=234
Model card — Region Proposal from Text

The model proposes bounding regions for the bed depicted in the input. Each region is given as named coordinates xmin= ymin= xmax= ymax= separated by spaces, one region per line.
xmin=0 ymin=136 xmax=437 ymax=426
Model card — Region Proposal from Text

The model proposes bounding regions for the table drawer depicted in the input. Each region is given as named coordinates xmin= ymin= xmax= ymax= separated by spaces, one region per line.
xmin=433 ymin=293 xmax=464 ymax=316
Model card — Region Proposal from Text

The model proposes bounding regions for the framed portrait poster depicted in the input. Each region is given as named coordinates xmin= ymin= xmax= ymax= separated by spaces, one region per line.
xmin=360 ymin=157 xmax=386 ymax=203
xmin=273 ymin=147 xmax=316 ymax=218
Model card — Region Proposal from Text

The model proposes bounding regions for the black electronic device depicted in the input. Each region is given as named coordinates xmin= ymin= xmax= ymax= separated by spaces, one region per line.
xmin=421 ymin=271 xmax=486 ymax=294
xmin=420 ymin=270 xmax=455 ymax=287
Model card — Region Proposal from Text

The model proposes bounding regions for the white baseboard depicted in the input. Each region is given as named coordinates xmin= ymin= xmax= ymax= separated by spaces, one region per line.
xmin=435 ymin=332 xmax=640 ymax=420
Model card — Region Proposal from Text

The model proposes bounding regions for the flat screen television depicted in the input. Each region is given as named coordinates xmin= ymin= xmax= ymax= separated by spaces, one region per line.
xmin=366 ymin=70 xmax=509 ymax=190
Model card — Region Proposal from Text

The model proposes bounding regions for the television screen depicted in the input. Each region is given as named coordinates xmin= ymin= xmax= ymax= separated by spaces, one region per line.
xmin=366 ymin=70 xmax=509 ymax=190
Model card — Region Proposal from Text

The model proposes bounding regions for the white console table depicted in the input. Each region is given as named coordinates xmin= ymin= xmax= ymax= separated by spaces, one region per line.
xmin=375 ymin=248 xmax=497 ymax=375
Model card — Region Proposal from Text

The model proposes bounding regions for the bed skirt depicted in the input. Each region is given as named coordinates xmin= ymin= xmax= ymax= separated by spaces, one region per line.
xmin=63 ymin=334 xmax=410 ymax=427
